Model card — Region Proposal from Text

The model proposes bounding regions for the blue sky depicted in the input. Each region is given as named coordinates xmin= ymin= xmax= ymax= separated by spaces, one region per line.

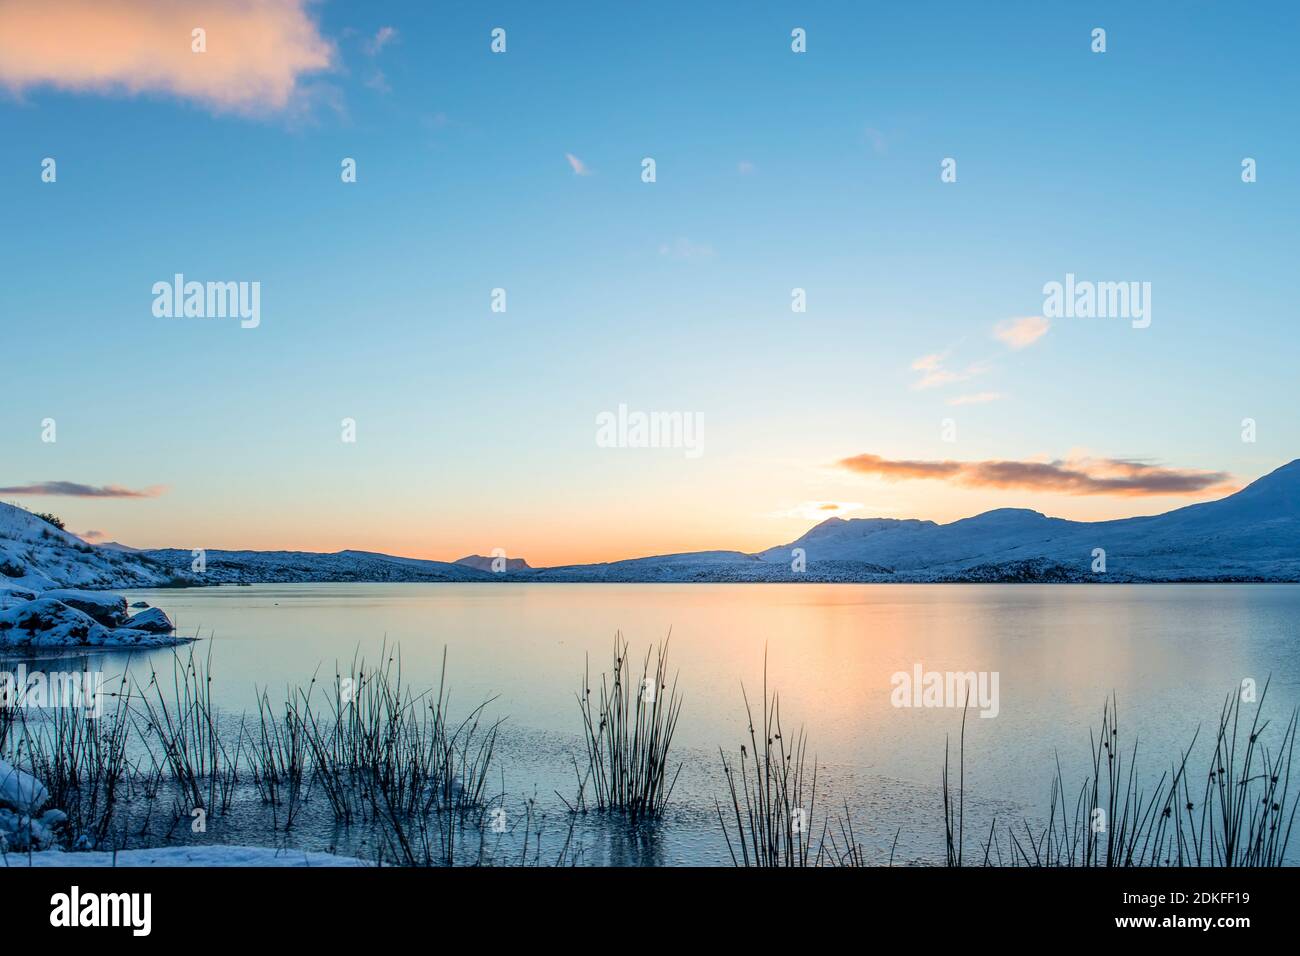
xmin=1 ymin=1 xmax=1296 ymax=563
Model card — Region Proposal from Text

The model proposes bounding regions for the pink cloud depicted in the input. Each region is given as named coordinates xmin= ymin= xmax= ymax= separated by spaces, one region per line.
xmin=909 ymin=352 xmax=987 ymax=390
xmin=0 ymin=0 xmax=333 ymax=115
xmin=994 ymin=315 xmax=1050 ymax=349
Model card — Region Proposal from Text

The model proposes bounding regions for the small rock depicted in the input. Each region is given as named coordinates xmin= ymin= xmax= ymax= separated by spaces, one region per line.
xmin=122 ymin=606 xmax=174 ymax=633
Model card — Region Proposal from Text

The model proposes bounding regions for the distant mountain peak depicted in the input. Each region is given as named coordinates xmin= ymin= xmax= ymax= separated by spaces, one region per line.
xmin=810 ymin=516 xmax=847 ymax=529
xmin=953 ymin=508 xmax=1050 ymax=525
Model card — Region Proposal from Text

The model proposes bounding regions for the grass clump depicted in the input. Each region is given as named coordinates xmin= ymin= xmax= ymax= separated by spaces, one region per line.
xmin=715 ymin=654 xmax=819 ymax=867
xmin=575 ymin=634 xmax=683 ymax=821
xmin=944 ymin=680 xmax=1299 ymax=867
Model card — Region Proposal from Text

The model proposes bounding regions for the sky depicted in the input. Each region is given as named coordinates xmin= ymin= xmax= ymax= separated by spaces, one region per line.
xmin=1 ymin=0 xmax=1297 ymax=566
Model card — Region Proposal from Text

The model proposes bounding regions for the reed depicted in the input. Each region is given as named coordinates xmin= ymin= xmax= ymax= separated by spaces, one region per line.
xmin=132 ymin=646 xmax=241 ymax=815
xmin=942 ymin=681 xmax=1300 ymax=867
xmin=15 ymin=676 xmax=134 ymax=846
xmin=299 ymin=646 xmax=501 ymax=824
xmin=576 ymin=635 xmax=683 ymax=820
xmin=715 ymin=654 xmax=818 ymax=867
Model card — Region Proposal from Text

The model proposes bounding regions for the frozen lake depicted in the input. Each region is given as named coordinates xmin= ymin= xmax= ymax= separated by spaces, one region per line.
xmin=24 ymin=582 xmax=1300 ymax=865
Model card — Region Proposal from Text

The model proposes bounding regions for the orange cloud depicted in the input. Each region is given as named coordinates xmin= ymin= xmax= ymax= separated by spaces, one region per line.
xmin=836 ymin=454 xmax=1235 ymax=497
xmin=0 ymin=0 xmax=333 ymax=114
xmin=771 ymin=501 xmax=865 ymax=520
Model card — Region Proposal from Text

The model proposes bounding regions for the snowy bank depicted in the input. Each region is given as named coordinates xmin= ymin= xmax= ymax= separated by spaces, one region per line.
xmin=11 ymin=845 xmax=372 ymax=867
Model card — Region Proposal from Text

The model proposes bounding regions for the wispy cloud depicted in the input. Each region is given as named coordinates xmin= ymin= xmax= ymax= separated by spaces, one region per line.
xmin=909 ymin=352 xmax=986 ymax=390
xmin=836 ymin=455 xmax=1235 ymax=497
xmin=565 ymin=152 xmax=591 ymax=176
xmin=994 ymin=315 xmax=1050 ymax=350
xmin=79 ymin=529 xmax=107 ymax=542
xmin=0 ymin=481 xmax=166 ymax=498
xmin=0 ymin=0 xmax=333 ymax=115
xmin=737 ymin=160 xmax=756 ymax=175
xmin=863 ymin=126 xmax=890 ymax=155
xmin=363 ymin=25 xmax=398 ymax=56
xmin=658 ymin=237 xmax=715 ymax=261
xmin=948 ymin=392 xmax=1004 ymax=406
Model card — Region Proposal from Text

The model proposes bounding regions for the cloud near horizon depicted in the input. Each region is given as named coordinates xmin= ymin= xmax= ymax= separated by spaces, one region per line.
xmin=772 ymin=500 xmax=865 ymax=521
xmin=0 ymin=0 xmax=333 ymax=114
xmin=836 ymin=455 xmax=1236 ymax=497
xmin=0 ymin=481 xmax=166 ymax=498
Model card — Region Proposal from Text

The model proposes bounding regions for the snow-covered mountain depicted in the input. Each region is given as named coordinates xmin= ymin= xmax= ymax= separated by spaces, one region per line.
xmin=522 ymin=459 xmax=1300 ymax=582
xmin=748 ymin=458 xmax=1300 ymax=581
xmin=4 ymin=459 xmax=1297 ymax=589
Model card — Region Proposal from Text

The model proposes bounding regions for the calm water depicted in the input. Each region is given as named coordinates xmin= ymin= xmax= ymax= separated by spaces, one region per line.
xmin=39 ymin=583 xmax=1300 ymax=864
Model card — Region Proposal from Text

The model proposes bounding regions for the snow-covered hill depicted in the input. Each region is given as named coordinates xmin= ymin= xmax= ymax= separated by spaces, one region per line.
xmin=455 ymin=554 xmax=532 ymax=572
xmin=0 ymin=502 xmax=178 ymax=592
xmin=139 ymin=548 xmax=491 ymax=584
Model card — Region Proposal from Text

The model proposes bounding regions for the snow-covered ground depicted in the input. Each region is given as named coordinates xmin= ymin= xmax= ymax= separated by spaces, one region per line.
xmin=0 ymin=504 xmax=184 ymax=647
xmin=0 ymin=503 xmax=176 ymax=591
xmin=8 ymin=846 xmax=371 ymax=867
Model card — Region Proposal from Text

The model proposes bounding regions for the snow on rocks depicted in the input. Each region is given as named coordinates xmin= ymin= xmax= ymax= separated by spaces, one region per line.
xmin=0 ymin=598 xmax=105 ymax=646
xmin=0 ymin=598 xmax=188 ymax=648
xmin=0 ymin=759 xmax=48 ymax=814
xmin=0 ymin=759 xmax=65 ymax=852
xmin=121 ymin=606 xmax=174 ymax=633
xmin=0 ymin=583 xmax=37 ymax=606
xmin=39 ymin=588 xmax=128 ymax=626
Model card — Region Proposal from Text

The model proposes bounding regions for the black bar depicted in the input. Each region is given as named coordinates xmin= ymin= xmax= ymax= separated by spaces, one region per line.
xmin=4 ymin=865 xmax=1294 ymax=940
